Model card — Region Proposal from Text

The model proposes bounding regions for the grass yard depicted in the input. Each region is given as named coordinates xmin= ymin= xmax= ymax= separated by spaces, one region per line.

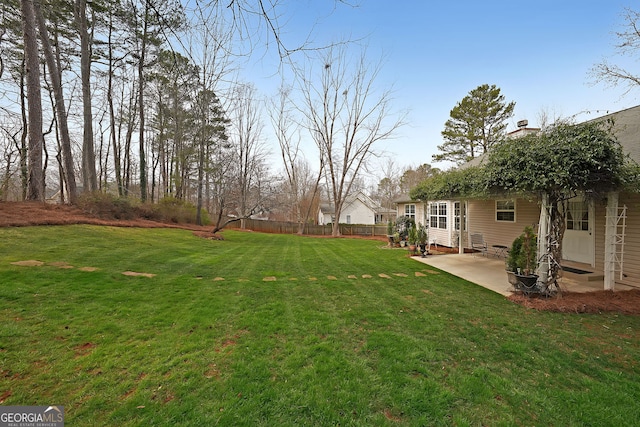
xmin=1 ymin=225 xmax=640 ymax=426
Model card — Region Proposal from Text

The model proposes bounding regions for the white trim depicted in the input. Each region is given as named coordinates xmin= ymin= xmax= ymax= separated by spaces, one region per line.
xmin=495 ymin=199 xmax=516 ymax=223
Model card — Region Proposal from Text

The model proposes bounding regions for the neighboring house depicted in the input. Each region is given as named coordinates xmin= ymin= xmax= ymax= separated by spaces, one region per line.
xmin=454 ymin=105 xmax=640 ymax=290
xmin=318 ymin=191 xmax=393 ymax=225
xmin=395 ymin=195 xmax=463 ymax=247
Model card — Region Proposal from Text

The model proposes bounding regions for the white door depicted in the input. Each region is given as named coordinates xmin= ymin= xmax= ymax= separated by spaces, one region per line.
xmin=562 ymin=199 xmax=594 ymax=265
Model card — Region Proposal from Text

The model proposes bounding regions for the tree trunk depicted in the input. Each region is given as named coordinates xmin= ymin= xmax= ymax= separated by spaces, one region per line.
xmin=539 ymin=193 xmax=566 ymax=293
xmin=21 ymin=0 xmax=44 ymax=201
xmin=107 ymin=9 xmax=123 ymax=196
xmin=138 ymin=1 xmax=149 ymax=202
xmin=75 ymin=0 xmax=98 ymax=192
xmin=196 ymin=134 xmax=205 ymax=226
xmin=33 ymin=0 xmax=77 ymax=203
xmin=18 ymin=61 xmax=28 ymax=200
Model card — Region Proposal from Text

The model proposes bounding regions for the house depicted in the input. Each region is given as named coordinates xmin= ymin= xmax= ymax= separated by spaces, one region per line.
xmin=318 ymin=190 xmax=394 ymax=225
xmin=453 ymin=105 xmax=640 ymax=290
xmin=394 ymin=195 xmax=462 ymax=247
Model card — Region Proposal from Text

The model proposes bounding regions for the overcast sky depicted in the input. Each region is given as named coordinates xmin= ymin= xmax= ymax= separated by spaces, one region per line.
xmin=238 ymin=0 xmax=639 ymax=177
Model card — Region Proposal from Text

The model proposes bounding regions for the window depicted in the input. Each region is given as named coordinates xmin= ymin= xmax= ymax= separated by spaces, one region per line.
xmin=346 ymin=215 xmax=351 ymax=224
xmin=454 ymin=202 xmax=461 ymax=231
xmin=566 ymin=200 xmax=589 ymax=231
xmin=429 ymin=202 xmax=447 ymax=229
xmin=496 ymin=200 xmax=515 ymax=222
xmin=404 ymin=204 xmax=416 ymax=219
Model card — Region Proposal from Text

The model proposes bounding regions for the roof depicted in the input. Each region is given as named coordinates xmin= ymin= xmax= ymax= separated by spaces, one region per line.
xmin=587 ymin=105 xmax=640 ymax=163
xmin=393 ymin=193 xmax=414 ymax=203
xmin=319 ymin=190 xmax=389 ymax=214
xmin=458 ymin=105 xmax=640 ymax=169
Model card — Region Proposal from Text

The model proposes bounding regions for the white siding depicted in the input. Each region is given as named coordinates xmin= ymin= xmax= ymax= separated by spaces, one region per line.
xmin=340 ymin=198 xmax=375 ymax=224
xmin=608 ymin=193 xmax=640 ymax=288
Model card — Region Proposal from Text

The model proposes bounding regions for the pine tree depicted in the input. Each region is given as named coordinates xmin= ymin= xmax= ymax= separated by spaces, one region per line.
xmin=434 ymin=84 xmax=515 ymax=165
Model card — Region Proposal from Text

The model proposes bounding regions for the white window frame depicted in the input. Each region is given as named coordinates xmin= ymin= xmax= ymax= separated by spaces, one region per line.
xmin=496 ymin=200 xmax=516 ymax=222
xmin=404 ymin=204 xmax=416 ymax=219
xmin=454 ymin=201 xmax=462 ymax=231
xmin=429 ymin=202 xmax=447 ymax=230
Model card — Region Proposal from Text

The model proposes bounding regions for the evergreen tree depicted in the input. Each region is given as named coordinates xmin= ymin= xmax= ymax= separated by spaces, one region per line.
xmin=434 ymin=84 xmax=515 ymax=165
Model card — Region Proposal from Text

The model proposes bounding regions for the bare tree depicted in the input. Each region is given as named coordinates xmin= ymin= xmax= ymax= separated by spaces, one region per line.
xmin=592 ymin=8 xmax=640 ymax=94
xmin=269 ymin=85 xmax=322 ymax=233
xmin=229 ymin=83 xmax=270 ymax=227
xmin=300 ymin=46 xmax=405 ymax=236
xmin=374 ymin=158 xmax=400 ymax=214
xmin=187 ymin=1 xmax=234 ymax=224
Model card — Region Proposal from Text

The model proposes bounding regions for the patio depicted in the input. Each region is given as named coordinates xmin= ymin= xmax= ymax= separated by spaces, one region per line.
xmin=412 ymin=252 xmax=633 ymax=296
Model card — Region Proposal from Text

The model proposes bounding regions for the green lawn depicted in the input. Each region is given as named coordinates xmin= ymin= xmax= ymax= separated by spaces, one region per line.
xmin=1 ymin=225 xmax=640 ymax=426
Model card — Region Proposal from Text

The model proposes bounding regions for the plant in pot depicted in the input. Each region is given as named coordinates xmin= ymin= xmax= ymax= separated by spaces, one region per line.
xmin=416 ymin=223 xmax=428 ymax=256
xmin=506 ymin=226 xmax=539 ymax=293
xmin=386 ymin=220 xmax=395 ymax=246
xmin=395 ymin=216 xmax=415 ymax=248
xmin=407 ymin=224 xmax=418 ymax=254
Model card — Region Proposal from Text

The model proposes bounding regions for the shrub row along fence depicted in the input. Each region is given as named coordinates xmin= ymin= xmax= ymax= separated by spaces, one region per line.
xmin=226 ymin=218 xmax=389 ymax=237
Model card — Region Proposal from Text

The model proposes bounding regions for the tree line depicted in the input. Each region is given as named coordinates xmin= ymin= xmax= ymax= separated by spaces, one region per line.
xmin=0 ymin=0 xmax=405 ymax=235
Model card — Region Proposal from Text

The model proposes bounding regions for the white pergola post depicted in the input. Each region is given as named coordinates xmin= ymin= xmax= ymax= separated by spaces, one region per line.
xmin=537 ymin=194 xmax=550 ymax=286
xmin=459 ymin=200 xmax=466 ymax=254
xmin=604 ymin=191 xmax=619 ymax=291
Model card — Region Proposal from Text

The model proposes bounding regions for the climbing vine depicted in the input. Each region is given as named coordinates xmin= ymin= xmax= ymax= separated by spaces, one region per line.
xmin=412 ymin=120 xmax=640 ymax=289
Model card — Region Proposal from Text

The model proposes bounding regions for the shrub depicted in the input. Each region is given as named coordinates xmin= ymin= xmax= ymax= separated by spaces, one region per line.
xmin=77 ymin=192 xmax=136 ymax=220
xmin=394 ymin=216 xmax=415 ymax=240
xmin=143 ymin=197 xmax=210 ymax=225
xmin=507 ymin=226 xmax=538 ymax=275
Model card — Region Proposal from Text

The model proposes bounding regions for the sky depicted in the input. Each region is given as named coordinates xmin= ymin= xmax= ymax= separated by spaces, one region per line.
xmin=238 ymin=0 xmax=640 ymax=178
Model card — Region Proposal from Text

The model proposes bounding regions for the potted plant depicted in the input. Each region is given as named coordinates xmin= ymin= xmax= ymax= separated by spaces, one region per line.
xmin=394 ymin=216 xmax=415 ymax=248
xmin=506 ymin=226 xmax=539 ymax=293
xmin=416 ymin=223 xmax=428 ymax=256
xmin=387 ymin=220 xmax=395 ymax=247
xmin=407 ymin=225 xmax=418 ymax=254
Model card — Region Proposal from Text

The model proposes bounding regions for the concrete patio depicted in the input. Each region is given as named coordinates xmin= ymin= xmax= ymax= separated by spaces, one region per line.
xmin=412 ymin=252 xmax=632 ymax=296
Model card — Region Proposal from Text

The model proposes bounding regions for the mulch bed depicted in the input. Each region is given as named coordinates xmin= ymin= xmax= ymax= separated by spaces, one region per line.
xmin=508 ymin=289 xmax=640 ymax=315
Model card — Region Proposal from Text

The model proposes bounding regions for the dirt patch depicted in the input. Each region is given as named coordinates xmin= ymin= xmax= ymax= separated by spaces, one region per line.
xmin=192 ymin=231 xmax=224 ymax=240
xmin=74 ymin=342 xmax=96 ymax=357
xmin=11 ymin=260 xmax=44 ymax=267
xmin=0 ymin=390 xmax=12 ymax=404
xmin=49 ymin=261 xmax=74 ymax=269
xmin=122 ymin=271 xmax=156 ymax=278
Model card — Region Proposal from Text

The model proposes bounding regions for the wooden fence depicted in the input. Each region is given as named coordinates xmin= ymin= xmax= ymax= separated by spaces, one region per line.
xmin=226 ymin=218 xmax=389 ymax=237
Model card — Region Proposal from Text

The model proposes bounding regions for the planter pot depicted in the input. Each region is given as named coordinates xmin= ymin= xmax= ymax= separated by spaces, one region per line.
xmin=408 ymin=244 xmax=417 ymax=253
xmin=418 ymin=243 xmax=428 ymax=257
xmin=507 ymin=271 xmax=539 ymax=295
